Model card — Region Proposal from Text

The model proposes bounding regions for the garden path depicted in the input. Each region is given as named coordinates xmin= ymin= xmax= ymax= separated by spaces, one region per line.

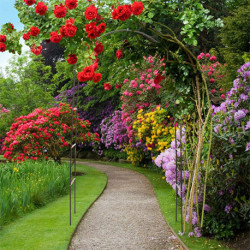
xmin=69 ymin=161 xmax=184 ymax=250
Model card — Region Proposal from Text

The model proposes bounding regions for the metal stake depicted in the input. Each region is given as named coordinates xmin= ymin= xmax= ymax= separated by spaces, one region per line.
xmin=180 ymin=123 xmax=183 ymax=233
xmin=174 ymin=119 xmax=178 ymax=222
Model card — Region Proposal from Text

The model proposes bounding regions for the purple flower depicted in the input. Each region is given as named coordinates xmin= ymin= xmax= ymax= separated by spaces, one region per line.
xmin=214 ymin=124 xmax=222 ymax=134
xmin=194 ymin=227 xmax=202 ymax=237
xmin=246 ymin=142 xmax=250 ymax=151
xmin=234 ymin=110 xmax=246 ymax=122
xmin=225 ymin=204 xmax=233 ymax=214
xmin=245 ymin=121 xmax=250 ymax=131
xmin=204 ymin=204 xmax=211 ymax=212
xmin=188 ymin=232 xmax=194 ymax=237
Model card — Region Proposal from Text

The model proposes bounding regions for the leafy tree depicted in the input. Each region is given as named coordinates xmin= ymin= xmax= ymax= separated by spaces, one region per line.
xmin=219 ymin=3 xmax=250 ymax=85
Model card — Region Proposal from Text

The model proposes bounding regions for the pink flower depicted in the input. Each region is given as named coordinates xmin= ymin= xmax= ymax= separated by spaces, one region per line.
xmin=147 ymin=74 xmax=151 ymax=78
xmin=140 ymin=84 xmax=144 ymax=89
xmin=136 ymin=91 xmax=141 ymax=95
xmin=208 ymin=71 xmax=213 ymax=76
xmin=140 ymin=76 xmax=145 ymax=80
xmin=210 ymin=55 xmax=217 ymax=61
xmin=221 ymin=94 xmax=225 ymax=99
xmin=197 ymin=55 xmax=202 ymax=60
xmin=148 ymin=68 xmax=152 ymax=73
xmin=211 ymin=89 xmax=216 ymax=94
xmin=209 ymin=78 xmax=215 ymax=83
xmin=205 ymin=53 xmax=210 ymax=58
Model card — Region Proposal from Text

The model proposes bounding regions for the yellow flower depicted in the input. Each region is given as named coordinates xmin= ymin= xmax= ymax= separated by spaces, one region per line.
xmin=14 ymin=167 xmax=19 ymax=173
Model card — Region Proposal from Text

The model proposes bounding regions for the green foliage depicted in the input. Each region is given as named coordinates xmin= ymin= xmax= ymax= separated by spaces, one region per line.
xmin=103 ymin=148 xmax=127 ymax=160
xmin=0 ymin=53 xmax=54 ymax=137
xmin=0 ymin=160 xmax=69 ymax=227
xmin=219 ymin=3 xmax=250 ymax=85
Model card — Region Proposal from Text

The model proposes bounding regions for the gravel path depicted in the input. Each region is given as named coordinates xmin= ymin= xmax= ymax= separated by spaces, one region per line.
xmin=69 ymin=162 xmax=184 ymax=250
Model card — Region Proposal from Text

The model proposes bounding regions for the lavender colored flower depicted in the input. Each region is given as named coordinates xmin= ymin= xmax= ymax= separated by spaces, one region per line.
xmin=225 ymin=204 xmax=233 ymax=214
xmin=188 ymin=232 xmax=194 ymax=237
xmin=246 ymin=142 xmax=250 ymax=151
xmin=234 ymin=110 xmax=246 ymax=122
xmin=204 ymin=204 xmax=211 ymax=212
xmin=194 ymin=227 xmax=202 ymax=237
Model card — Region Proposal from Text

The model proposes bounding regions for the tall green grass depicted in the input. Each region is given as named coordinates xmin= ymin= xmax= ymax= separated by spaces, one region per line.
xmin=0 ymin=160 xmax=69 ymax=227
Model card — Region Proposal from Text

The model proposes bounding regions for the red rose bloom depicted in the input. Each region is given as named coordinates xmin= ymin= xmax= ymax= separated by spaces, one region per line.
xmin=97 ymin=23 xmax=106 ymax=33
xmin=154 ymin=74 xmax=165 ymax=84
xmin=93 ymin=72 xmax=102 ymax=83
xmin=112 ymin=9 xmax=119 ymax=20
xmin=30 ymin=26 xmax=40 ymax=36
xmin=54 ymin=4 xmax=67 ymax=18
xmin=118 ymin=5 xmax=132 ymax=21
xmin=23 ymin=32 xmax=30 ymax=40
xmin=60 ymin=25 xmax=67 ymax=37
xmin=132 ymin=1 xmax=144 ymax=16
xmin=65 ymin=23 xmax=77 ymax=37
xmin=85 ymin=5 xmax=98 ymax=20
xmin=116 ymin=50 xmax=123 ymax=59
xmin=0 ymin=43 xmax=6 ymax=52
xmin=50 ymin=31 xmax=63 ymax=43
xmin=104 ymin=83 xmax=112 ymax=91
xmin=82 ymin=66 xmax=95 ymax=80
xmin=24 ymin=0 xmax=36 ymax=6
xmin=77 ymin=71 xmax=87 ymax=82
xmin=35 ymin=2 xmax=48 ymax=16
xmin=85 ymin=22 xmax=96 ymax=33
xmin=94 ymin=42 xmax=104 ymax=55
xmin=0 ymin=35 xmax=6 ymax=43
xmin=87 ymin=30 xmax=97 ymax=40
xmin=65 ymin=0 xmax=77 ymax=10
xmin=31 ymin=45 xmax=42 ymax=55
xmin=67 ymin=54 xmax=77 ymax=64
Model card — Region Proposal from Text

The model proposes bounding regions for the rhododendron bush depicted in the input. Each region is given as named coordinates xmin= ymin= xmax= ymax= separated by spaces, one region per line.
xmin=2 ymin=103 xmax=99 ymax=163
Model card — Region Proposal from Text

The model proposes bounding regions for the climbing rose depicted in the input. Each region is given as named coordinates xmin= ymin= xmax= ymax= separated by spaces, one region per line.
xmin=132 ymin=1 xmax=144 ymax=15
xmin=93 ymin=72 xmax=102 ymax=83
xmin=116 ymin=50 xmax=123 ymax=59
xmin=94 ymin=42 xmax=104 ymax=55
xmin=104 ymin=83 xmax=112 ymax=90
xmin=82 ymin=66 xmax=95 ymax=80
xmin=0 ymin=35 xmax=6 ymax=43
xmin=154 ymin=74 xmax=165 ymax=84
xmin=67 ymin=54 xmax=77 ymax=64
xmin=65 ymin=22 xmax=77 ymax=37
xmin=60 ymin=25 xmax=67 ymax=37
xmin=85 ymin=22 xmax=96 ymax=33
xmin=23 ymin=32 xmax=30 ymax=40
xmin=35 ymin=2 xmax=48 ymax=16
xmin=31 ymin=45 xmax=42 ymax=55
xmin=115 ymin=5 xmax=132 ymax=21
xmin=65 ymin=0 xmax=77 ymax=10
xmin=24 ymin=0 xmax=36 ymax=6
xmin=85 ymin=5 xmax=98 ymax=20
xmin=30 ymin=26 xmax=40 ymax=36
xmin=97 ymin=23 xmax=106 ymax=34
xmin=0 ymin=43 xmax=6 ymax=52
xmin=50 ymin=31 xmax=63 ymax=43
xmin=77 ymin=72 xmax=87 ymax=82
xmin=54 ymin=4 xmax=67 ymax=18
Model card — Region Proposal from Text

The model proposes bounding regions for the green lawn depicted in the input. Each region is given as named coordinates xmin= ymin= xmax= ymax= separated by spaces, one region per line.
xmin=77 ymin=159 xmax=231 ymax=250
xmin=0 ymin=164 xmax=107 ymax=250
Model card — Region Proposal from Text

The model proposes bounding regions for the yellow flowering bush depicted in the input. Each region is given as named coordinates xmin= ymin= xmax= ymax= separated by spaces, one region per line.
xmin=133 ymin=106 xmax=175 ymax=156
xmin=124 ymin=144 xmax=145 ymax=166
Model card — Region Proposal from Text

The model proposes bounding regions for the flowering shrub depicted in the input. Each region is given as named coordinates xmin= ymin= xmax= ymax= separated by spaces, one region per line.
xmin=203 ymin=62 xmax=250 ymax=239
xmin=100 ymin=111 xmax=129 ymax=150
xmin=0 ymin=104 xmax=10 ymax=154
xmin=132 ymin=106 xmax=174 ymax=155
xmin=2 ymin=103 xmax=100 ymax=163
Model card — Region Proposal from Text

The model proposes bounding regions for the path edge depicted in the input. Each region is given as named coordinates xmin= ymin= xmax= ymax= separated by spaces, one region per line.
xmin=67 ymin=162 xmax=108 ymax=250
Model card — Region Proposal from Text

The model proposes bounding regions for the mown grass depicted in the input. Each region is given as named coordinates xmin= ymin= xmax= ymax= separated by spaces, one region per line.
xmin=76 ymin=159 xmax=231 ymax=250
xmin=0 ymin=164 xmax=107 ymax=250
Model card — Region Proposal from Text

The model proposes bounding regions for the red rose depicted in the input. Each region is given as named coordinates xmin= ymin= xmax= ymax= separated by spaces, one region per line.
xmin=221 ymin=94 xmax=225 ymax=99
xmin=82 ymin=66 xmax=95 ymax=80
xmin=115 ymin=83 xmax=122 ymax=89
xmin=0 ymin=35 xmax=6 ymax=43
xmin=94 ymin=42 xmax=104 ymax=55
xmin=67 ymin=54 xmax=77 ymax=64
xmin=0 ymin=43 xmax=6 ymax=52
xmin=65 ymin=23 xmax=77 ymax=37
xmin=117 ymin=5 xmax=132 ymax=21
xmin=65 ymin=0 xmax=77 ymax=10
xmin=35 ymin=2 xmax=48 ymax=16
xmin=31 ymin=45 xmax=42 ymax=55
xmin=211 ymin=89 xmax=216 ymax=94
xmin=85 ymin=22 xmax=96 ymax=33
xmin=24 ymin=0 xmax=36 ymax=6
xmin=97 ymin=23 xmax=106 ymax=33
xmin=93 ymin=72 xmax=102 ymax=83
xmin=87 ymin=30 xmax=97 ymax=39
xmin=104 ymin=83 xmax=112 ymax=90
xmin=77 ymin=71 xmax=87 ymax=82
xmin=132 ymin=1 xmax=144 ymax=16
xmin=154 ymin=74 xmax=165 ymax=84
xmin=23 ymin=32 xmax=30 ymax=40
xmin=116 ymin=50 xmax=123 ymax=59
xmin=85 ymin=5 xmax=98 ymax=20
xmin=30 ymin=26 xmax=40 ymax=36
xmin=209 ymin=78 xmax=215 ymax=83
xmin=60 ymin=25 xmax=67 ymax=37
xmin=112 ymin=9 xmax=119 ymax=20
xmin=50 ymin=31 xmax=63 ymax=43
xmin=54 ymin=4 xmax=67 ymax=18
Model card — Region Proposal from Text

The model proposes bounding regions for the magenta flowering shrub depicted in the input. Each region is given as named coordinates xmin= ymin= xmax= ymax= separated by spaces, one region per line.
xmin=203 ymin=61 xmax=250 ymax=239
xmin=100 ymin=110 xmax=129 ymax=150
